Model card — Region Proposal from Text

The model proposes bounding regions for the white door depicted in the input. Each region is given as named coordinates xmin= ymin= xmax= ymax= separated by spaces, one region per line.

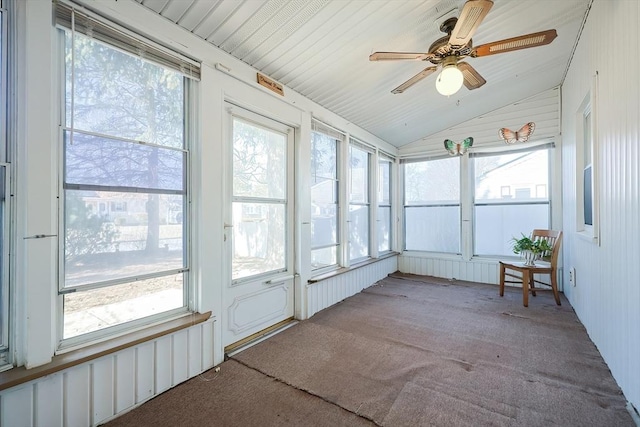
xmin=223 ymin=105 xmax=295 ymax=348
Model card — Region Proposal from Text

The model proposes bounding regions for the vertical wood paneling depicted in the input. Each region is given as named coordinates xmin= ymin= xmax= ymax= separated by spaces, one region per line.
xmin=171 ymin=331 xmax=189 ymax=386
xmin=91 ymin=358 xmax=114 ymax=425
xmin=155 ymin=336 xmax=172 ymax=394
xmin=135 ymin=342 xmax=154 ymax=403
xmin=561 ymin=0 xmax=640 ymax=412
xmin=306 ymin=256 xmax=398 ymax=317
xmin=187 ymin=328 xmax=202 ymax=377
xmin=64 ymin=366 xmax=90 ymax=427
xmin=1 ymin=385 xmax=33 ymax=427
xmin=202 ymin=320 xmax=215 ymax=370
xmin=398 ymin=255 xmax=500 ymax=285
xmin=1 ymin=322 xmax=212 ymax=427
xmin=115 ymin=349 xmax=135 ymax=413
xmin=35 ymin=374 xmax=63 ymax=427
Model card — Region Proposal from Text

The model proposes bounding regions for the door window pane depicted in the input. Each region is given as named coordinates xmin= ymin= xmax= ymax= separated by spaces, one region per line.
xmin=232 ymin=116 xmax=289 ymax=281
xmin=233 ymin=119 xmax=286 ymax=199
xmin=232 ymin=202 xmax=286 ymax=281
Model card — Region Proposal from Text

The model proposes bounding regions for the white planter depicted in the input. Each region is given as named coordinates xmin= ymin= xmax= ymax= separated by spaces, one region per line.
xmin=521 ymin=250 xmax=539 ymax=266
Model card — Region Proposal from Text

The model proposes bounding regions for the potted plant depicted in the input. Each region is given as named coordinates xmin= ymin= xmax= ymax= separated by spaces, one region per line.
xmin=511 ymin=233 xmax=552 ymax=266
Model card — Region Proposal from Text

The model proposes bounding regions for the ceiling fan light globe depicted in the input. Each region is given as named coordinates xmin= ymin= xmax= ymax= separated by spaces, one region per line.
xmin=436 ymin=65 xmax=464 ymax=96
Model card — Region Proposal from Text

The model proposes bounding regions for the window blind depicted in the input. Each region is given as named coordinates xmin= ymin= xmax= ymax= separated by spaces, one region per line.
xmin=55 ymin=1 xmax=201 ymax=80
xmin=311 ymin=118 xmax=345 ymax=141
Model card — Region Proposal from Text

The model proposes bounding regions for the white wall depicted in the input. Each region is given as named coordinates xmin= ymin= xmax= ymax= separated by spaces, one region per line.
xmin=2 ymin=0 xmax=400 ymax=425
xmin=561 ymin=0 xmax=640 ymax=412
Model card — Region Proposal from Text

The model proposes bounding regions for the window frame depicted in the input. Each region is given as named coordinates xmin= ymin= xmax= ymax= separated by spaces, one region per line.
xmin=310 ymin=122 xmax=343 ymax=274
xmin=56 ymin=11 xmax=196 ymax=350
xmin=576 ymin=76 xmax=599 ymax=244
xmin=0 ymin=0 xmax=9 ymax=369
xmin=402 ymin=156 xmax=462 ymax=255
xmin=471 ymin=146 xmax=553 ymax=258
xmin=377 ymin=154 xmax=393 ymax=254
xmin=348 ymin=140 xmax=372 ymax=263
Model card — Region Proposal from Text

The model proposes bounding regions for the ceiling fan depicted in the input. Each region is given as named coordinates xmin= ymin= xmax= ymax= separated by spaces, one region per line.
xmin=369 ymin=0 xmax=557 ymax=96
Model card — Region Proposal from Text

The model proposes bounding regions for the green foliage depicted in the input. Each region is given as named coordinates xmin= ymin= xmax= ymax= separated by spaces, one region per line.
xmin=65 ymin=195 xmax=120 ymax=261
xmin=510 ymin=233 xmax=552 ymax=255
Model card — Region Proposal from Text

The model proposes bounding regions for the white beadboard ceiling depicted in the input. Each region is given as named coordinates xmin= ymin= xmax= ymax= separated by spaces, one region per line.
xmin=135 ymin=0 xmax=590 ymax=147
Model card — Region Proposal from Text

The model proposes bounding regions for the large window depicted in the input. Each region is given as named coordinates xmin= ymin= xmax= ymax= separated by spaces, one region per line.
xmin=349 ymin=141 xmax=371 ymax=262
xmin=403 ymin=157 xmax=460 ymax=253
xmin=59 ymin=5 xmax=197 ymax=343
xmin=378 ymin=156 xmax=392 ymax=253
xmin=473 ymin=148 xmax=551 ymax=256
xmin=310 ymin=122 xmax=342 ymax=271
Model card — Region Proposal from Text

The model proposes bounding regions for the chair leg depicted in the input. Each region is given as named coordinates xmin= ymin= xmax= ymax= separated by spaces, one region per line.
xmin=551 ymin=270 xmax=561 ymax=305
xmin=522 ymin=273 xmax=528 ymax=307
xmin=530 ymin=272 xmax=536 ymax=297
xmin=499 ymin=264 xmax=505 ymax=297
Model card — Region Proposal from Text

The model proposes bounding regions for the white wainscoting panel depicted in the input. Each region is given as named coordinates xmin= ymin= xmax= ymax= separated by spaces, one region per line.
xmin=0 ymin=319 xmax=215 ymax=427
xmin=399 ymin=255 xmax=500 ymax=285
xmin=306 ymin=256 xmax=398 ymax=317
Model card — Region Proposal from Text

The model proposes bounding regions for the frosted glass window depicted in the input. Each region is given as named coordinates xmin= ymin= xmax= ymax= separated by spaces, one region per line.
xmin=403 ymin=158 xmax=460 ymax=253
xmin=473 ymin=149 xmax=550 ymax=256
xmin=349 ymin=205 xmax=369 ymax=260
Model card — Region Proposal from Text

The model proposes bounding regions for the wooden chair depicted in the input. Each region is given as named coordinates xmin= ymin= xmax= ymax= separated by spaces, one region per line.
xmin=499 ymin=229 xmax=563 ymax=307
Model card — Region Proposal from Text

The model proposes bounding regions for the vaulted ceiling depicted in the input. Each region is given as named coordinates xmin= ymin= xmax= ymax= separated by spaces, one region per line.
xmin=134 ymin=0 xmax=591 ymax=147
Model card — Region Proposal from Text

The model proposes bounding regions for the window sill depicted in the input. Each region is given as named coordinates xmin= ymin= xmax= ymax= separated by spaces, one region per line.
xmin=307 ymin=252 xmax=398 ymax=284
xmin=0 ymin=311 xmax=212 ymax=392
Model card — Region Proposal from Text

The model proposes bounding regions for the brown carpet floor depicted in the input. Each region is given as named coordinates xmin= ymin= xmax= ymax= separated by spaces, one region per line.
xmin=107 ymin=273 xmax=634 ymax=427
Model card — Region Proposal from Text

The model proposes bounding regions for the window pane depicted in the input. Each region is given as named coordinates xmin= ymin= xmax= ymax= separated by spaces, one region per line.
xmin=378 ymin=160 xmax=391 ymax=204
xmin=378 ymin=206 xmax=391 ymax=252
xmin=233 ymin=119 xmax=286 ymax=199
xmin=66 ymin=33 xmax=184 ymax=148
xmin=65 ymin=131 xmax=184 ymax=191
xmin=64 ymin=273 xmax=184 ymax=339
xmin=474 ymin=204 xmax=550 ymax=256
xmin=232 ymin=202 xmax=285 ymax=281
xmin=405 ymin=158 xmax=459 ymax=204
xmin=474 ymin=150 xmax=548 ymax=202
xmin=349 ymin=205 xmax=369 ymax=260
xmin=473 ymin=149 xmax=550 ymax=256
xmin=311 ymin=204 xmax=337 ymax=248
xmin=311 ymin=247 xmax=337 ymax=270
xmin=311 ymin=132 xmax=337 ymax=182
xmin=405 ymin=206 xmax=460 ymax=253
xmin=65 ymin=190 xmax=184 ymax=288
xmin=350 ymin=146 xmax=369 ymax=203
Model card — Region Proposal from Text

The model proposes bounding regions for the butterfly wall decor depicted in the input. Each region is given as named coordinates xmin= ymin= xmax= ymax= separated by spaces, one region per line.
xmin=444 ymin=137 xmax=473 ymax=156
xmin=499 ymin=122 xmax=535 ymax=144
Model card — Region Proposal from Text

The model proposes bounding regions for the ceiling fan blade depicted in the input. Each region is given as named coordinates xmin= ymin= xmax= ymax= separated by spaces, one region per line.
xmin=449 ymin=0 xmax=494 ymax=47
xmin=472 ymin=29 xmax=558 ymax=57
xmin=370 ymin=52 xmax=432 ymax=61
xmin=391 ymin=66 xmax=438 ymax=94
xmin=458 ymin=62 xmax=486 ymax=90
